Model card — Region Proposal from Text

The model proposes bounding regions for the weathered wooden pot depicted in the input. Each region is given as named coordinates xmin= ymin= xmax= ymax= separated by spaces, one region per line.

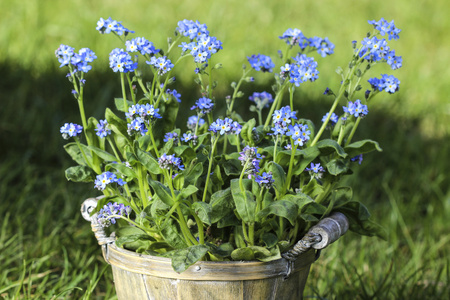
xmin=81 ymin=198 xmax=349 ymax=300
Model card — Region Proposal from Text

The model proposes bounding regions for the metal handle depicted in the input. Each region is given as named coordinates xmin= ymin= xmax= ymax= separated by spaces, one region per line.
xmin=282 ymin=212 xmax=349 ymax=261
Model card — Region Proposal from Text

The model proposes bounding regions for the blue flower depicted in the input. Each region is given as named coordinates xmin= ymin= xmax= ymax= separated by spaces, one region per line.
xmin=368 ymin=18 xmax=401 ymax=40
xmin=191 ymin=97 xmax=214 ymax=115
xmin=281 ymin=54 xmax=319 ymax=86
xmin=96 ymin=17 xmax=134 ymax=36
xmin=309 ymin=37 xmax=335 ymax=57
xmin=209 ymin=118 xmax=240 ymax=135
xmin=343 ymin=100 xmax=369 ymax=118
xmin=247 ymin=54 xmax=275 ymax=72
xmin=181 ymin=132 xmax=194 ymax=142
xmin=368 ymin=74 xmax=400 ymax=94
xmin=97 ymin=202 xmax=131 ymax=227
xmin=288 ymin=124 xmax=310 ymax=147
xmin=176 ymin=20 xmax=209 ymax=40
xmin=126 ymin=37 xmax=160 ymax=56
xmin=55 ymin=45 xmax=97 ymax=73
xmin=255 ymin=172 xmax=275 ymax=189
xmin=249 ymin=91 xmax=273 ymax=109
xmin=351 ymin=154 xmax=363 ymax=165
xmin=166 ymin=89 xmax=182 ymax=103
xmin=279 ymin=28 xmax=307 ymax=48
xmin=95 ymin=120 xmax=111 ymax=138
xmin=94 ymin=172 xmax=126 ymax=191
xmin=127 ymin=117 xmax=148 ymax=136
xmin=55 ymin=44 xmax=75 ymax=67
xmin=305 ymin=163 xmax=325 ymax=179
xmin=109 ymin=48 xmax=137 ymax=73
xmin=187 ymin=115 xmax=206 ymax=131
xmin=146 ymin=56 xmax=174 ymax=75
xmin=158 ymin=153 xmax=185 ymax=171
xmin=139 ymin=103 xmax=162 ymax=120
xmin=164 ymin=132 xmax=179 ymax=143
xmin=322 ymin=112 xmax=339 ymax=125
xmin=60 ymin=123 xmax=83 ymax=139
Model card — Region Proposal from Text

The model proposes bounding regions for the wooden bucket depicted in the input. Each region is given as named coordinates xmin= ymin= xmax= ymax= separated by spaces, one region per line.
xmin=103 ymin=242 xmax=316 ymax=300
xmin=82 ymin=197 xmax=349 ymax=300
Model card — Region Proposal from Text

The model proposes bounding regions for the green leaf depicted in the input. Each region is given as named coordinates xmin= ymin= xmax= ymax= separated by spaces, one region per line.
xmin=206 ymin=242 xmax=234 ymax=258
xmin=292 ymin=146 xmax=321 ymax=175
xmin=231 ymin=247 xmax=255 ymax=261
xmin=178 ymin=185 xmax=198 ymax=200
xmin=114 ymin=98 xmax=134 ymax=112
xmin=115 ymin=234 xmax=153 ymax=252
xmin=135 ymin=145 xmax=162 ymax=175
xmin=191 ymin=202 xmax=212 ymax=225
xmin=148 ymin=179 xmax=174 ymax=206
xmin=240 ymin=118 xmax=256 ymax=144
xmin=261 ymin=232 xmax=278 ymax=248
xmin=326 ymin=158 xmax=350 ymax=175
xmin=171 ymin=245 xmax=209 ymax=273
xmin=281 ymin=193 xmax=314 ymax=214
xmin=316 ymin=139 xmax=347 ymax=158
xmin=65 ymin=166 xmax=95 ymax=182
xmin=336 ymin=201 xmax=387 ymax=240
xmin=87 ymin=145 xmax=118 ymax=162
xmin=301 ymin=178 xmax=324 ymax=199
xmin=269 ymin=162 xmax=286 ymax=194
xmin=115 ymin=226 xmax=147 ymax=237
xmin=222 ymin=158 xmax=241 ymax=176
xmin=345 ymin=139 xmax=382 ymax=158
xmin=105 ymin=108 xmax=129 ymax=139
xmin=230 ymin=179 xmax=256 ymax=223
xmin=137 ymin=135 xmax=153 ymax=152
xmin=183 ymin=162 xmax=203 ymax=186
xmin=64 ymin=143 xmax=91 ymax=166
xmin=210 ymin=188 xmax=234 ymax=223
xmin=105 ymin=162 xmax=137 ymax=179
xmin=160 ymin=219 xmax=189 ymax=249
xmin=257 ymin=200 xmax=299 ymax=225
xmin=173 ymin=145 xmax=196 ymax=162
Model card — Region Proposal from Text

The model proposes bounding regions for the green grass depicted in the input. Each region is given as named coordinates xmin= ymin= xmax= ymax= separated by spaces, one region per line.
xmin=1 ymin=0 xmax=449 ymax=298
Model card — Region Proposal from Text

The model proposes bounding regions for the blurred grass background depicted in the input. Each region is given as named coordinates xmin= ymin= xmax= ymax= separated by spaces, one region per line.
xmin=1 ymin=0 xmax=449 ymax=298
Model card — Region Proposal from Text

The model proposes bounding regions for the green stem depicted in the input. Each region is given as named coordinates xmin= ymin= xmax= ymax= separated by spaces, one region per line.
xmin=109 ymin=215 xmax=158 ymax=235
xmin=126 ymin=73 xmax=136 ymax=105
xmin=192 ymin=214 xmax=205 ymax=244
xmin=120 ymin=73 xmax=128 ymax=112
xmin=282 ymin=142 xmax=298 ymax=195
xmin=137 ymin=165 xmax=148 ymax=208
xmin=202 ymin=137 xmax=218 ymax=202
xmin=147 ymin=124 xmax=160 ymax=157
xmin=345 ymin=117 xmax=362 ymax=146
xmin=107 ymin=137 xmax=122 ymax=162
xmin=289 ymin=85 xmax=295 ymax=111
xmin=264 ymin=83 xmax=288 ymax=128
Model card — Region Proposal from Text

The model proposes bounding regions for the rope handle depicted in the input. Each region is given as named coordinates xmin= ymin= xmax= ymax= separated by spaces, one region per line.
xmin=282 ymin=212 xmax=349 ymax=261
xmin=81 ymin=197 xmax=115 ymax=246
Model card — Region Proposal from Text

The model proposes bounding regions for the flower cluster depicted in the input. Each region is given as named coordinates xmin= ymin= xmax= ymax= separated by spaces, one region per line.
xmin=368 ymin=74 xmax=400 ymax=94
xmin=126 ymin=37 xmax=160 ymax=56
xmin=270 ymin=106 xmax=297 ymax=135
xmin=368 ymin=18 xmax=401 ymax=40
xmin=94 ymin=171 xmax=126 ymax=191
xmin=359 ymin=36 xmax=402 ymax=70
xmin=158 ymin=153 xmax=185 ymax=172
xmin=95 ymin=120 xmax=111 ymax=138
xmin=187 ymin=115 xmax=206 ymax=131
xmin=280 ymin=54 xmax=319 ymax=86
xmin=286 ymin=123 xmax=311 ymax=146
xmin=247 ymin=54 xmax=275 ymax=72
xmin=209 ymin=118 xmax=242 ymax=135
xmin=164 ymin=132 xmax=179 ymax=144
xmin=248 ymin=91 xmax=273 ymax=110
xmin=255 ymin=172 xmax=274 ymax=189
xmin=109 ymin=48 xmax=137 ymax=73
xmin=322 ymin=112 xmax=339 ymax=125
xmin=190 ymin=97 xmax=214 ymax=115
xmin=146 ymin=56 xmax=174 ymax=75
xmin=305 ymin=163 xmax=325 ymax=180
xmin=343 ymin=100 xmax=369 ymax=118
xmin=55 ymin=45 xmax=97 ymax=73
xmin=126 ymin=104 xmax=162 ymax=136
xmin=96 ymin=17 xmax=134 ymax=36
xmin=279 ymin=28 xmax=335 ymax=57
xmin=166 ymin=88 xmax=182 ymax=103
xmin=239 ymin=146 xmax=263 ymax=178
xmin=177 ymin=20 xmax=222 ymax=64
xmin=97 ymin=202 xmax=131 ymax=227
xmin=60 ymin=123 xmax=83 ymax=139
